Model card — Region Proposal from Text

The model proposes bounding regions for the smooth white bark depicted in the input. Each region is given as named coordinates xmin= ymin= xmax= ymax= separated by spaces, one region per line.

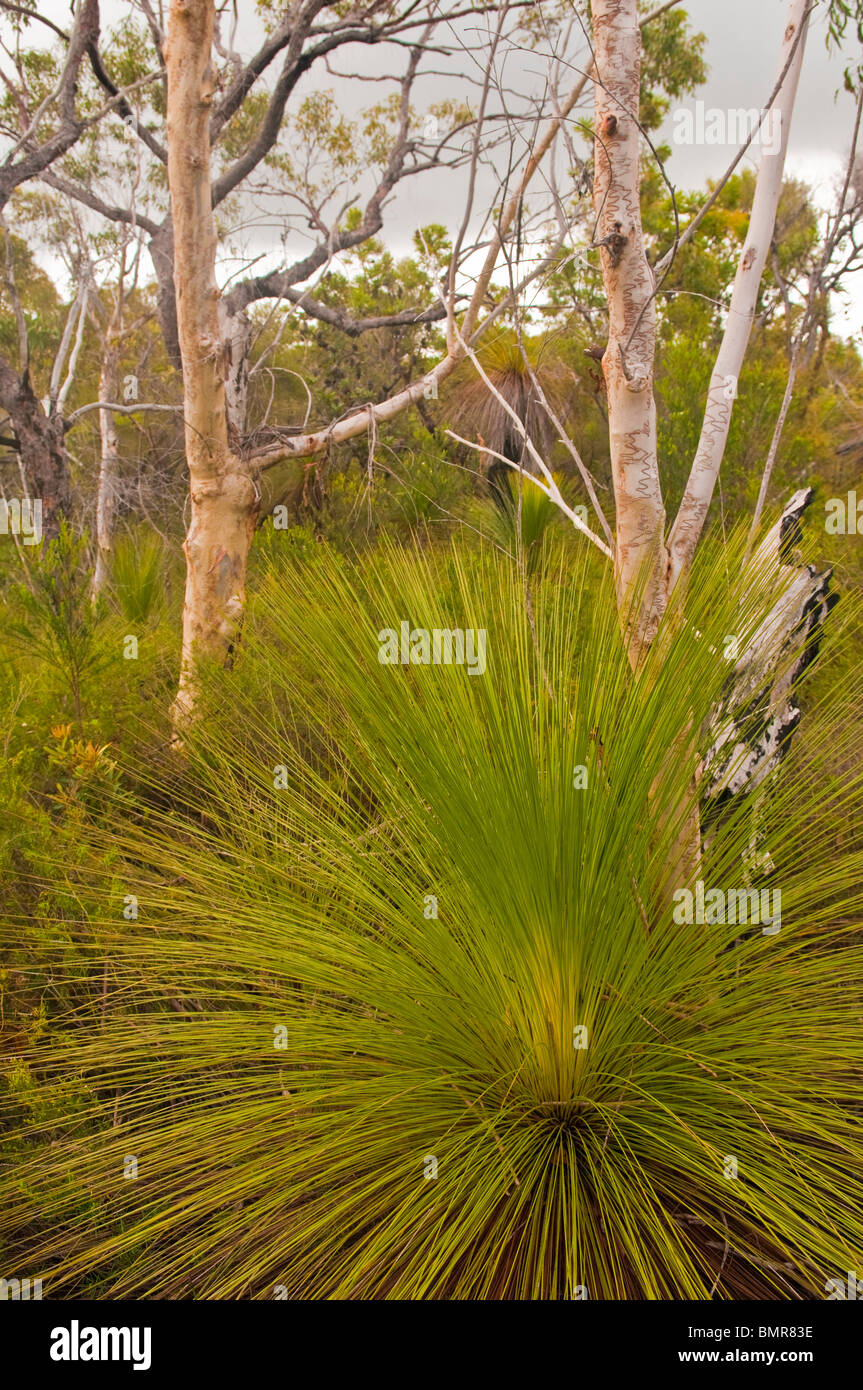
xmin=91 ymin=348 xmax=120 ymax=597
xmin=667 ymin=0 xmax=810 ymax=591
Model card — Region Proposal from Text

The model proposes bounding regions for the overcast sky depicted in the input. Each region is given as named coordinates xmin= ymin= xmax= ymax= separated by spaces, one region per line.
xmin=325 ymin=0 xmax=863 ymax=335
xmin=664 ymin=0 xmax=862 ymax=333
xmin=13 ymin=2 xmax=863 ymax=336
xmin=660 ymin=1 xmax=857 ymax=276
xmin=661 ymin=0 xmax=853 ymax=186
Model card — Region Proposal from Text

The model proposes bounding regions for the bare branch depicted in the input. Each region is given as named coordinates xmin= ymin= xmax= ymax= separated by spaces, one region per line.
xmin=0 ymin=0 xmax=99 ymax=211
xmin=67 ymin=400 xmax=180 ymax=423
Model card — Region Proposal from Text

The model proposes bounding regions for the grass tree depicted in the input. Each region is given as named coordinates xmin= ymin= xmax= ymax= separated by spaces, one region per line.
xmin=2 ymin=537 xmax=861 ymax=1297
xmin=446 ymin=334 xmax=576 ymax=512
xmin=2 ymin=4 xmax=862 ymax=1305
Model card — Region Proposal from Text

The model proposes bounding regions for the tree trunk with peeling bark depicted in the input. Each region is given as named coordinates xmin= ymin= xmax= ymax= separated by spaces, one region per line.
xmin=160 ymin=0 xmax=812 ymax=740
xmin=159 ymin=0 xmax=582 ymax=731
xmin=165 ymin=0 xmax=258 ymax=731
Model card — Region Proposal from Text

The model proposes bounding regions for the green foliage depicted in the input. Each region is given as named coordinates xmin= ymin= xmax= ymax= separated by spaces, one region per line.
xmin=0 ymin=229 xmax=64 ymax=371
xmin=826 ymin=0 xmax=863 ymax=90
xmin=481 ymin=471 xmax=569 ymax=573
xmin=110 ymin=527 xmax=167 ymax=624
xmin=5 ymin=524 xmax=107 ymax=731
xmin=640 ymin=10 xmax=708 ymax=133
xmin=1 ymin=0 xmax=863 ymax=1306
xmin=2 ymin=537 xmax=861 ymax=1298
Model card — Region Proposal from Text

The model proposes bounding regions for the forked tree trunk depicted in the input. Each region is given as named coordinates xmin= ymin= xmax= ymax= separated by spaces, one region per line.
xmin=591 ymin=0 xmax=810 ymax=665
xmin=590 ymin=0 xmax=811 ymax=888
xmin=160 ymin=0 xmax=613 ymax=729
xmin=165 ymin=0 xmax=258 ymax=731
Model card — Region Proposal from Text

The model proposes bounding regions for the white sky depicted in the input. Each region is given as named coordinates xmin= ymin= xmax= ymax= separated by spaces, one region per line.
xmin=9 ymin=1 xmax=863 ymax=339
xmin=657 ymin=0 xmax=862 ymax=337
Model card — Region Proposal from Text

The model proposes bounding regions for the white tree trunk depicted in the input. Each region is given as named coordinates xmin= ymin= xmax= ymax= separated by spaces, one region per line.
xmin=667 ymin=0 xmax=810 ymax=590
xmin=592 ymin=0 xmax=667 ymax=666
xmin=91 ymin=350 xmax=120 ymax=598
xmin=592 ymin=0 xmax=811 ymax=665
xmin=166 ymin=0 xmax=257 ymax=731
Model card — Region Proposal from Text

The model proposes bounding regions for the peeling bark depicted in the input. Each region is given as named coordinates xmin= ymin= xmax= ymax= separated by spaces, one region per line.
xmin=702 ymin=489 xmax=836 ymax=819
xmin=589 ymin=1 xmax=820 ymax=896
xmin=165 ymin=0 xmax=257 ymax=731
xmin=218 ymin=302 xmax=251 ymax=445
xmin=591 ymin=0 xmax=812 ymax=663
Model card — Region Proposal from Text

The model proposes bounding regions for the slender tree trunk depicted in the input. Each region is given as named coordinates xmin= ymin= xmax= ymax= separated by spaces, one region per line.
xmin=165 ymin=0 xmax=257 ymax=730
xmin=743 ymin=344 xmax=799 ymax=566
xmin=592 ymin=0 xmax=668 ymax=667
xmin=667 ymin=0 xmax=810 ymax=590
xmin=91 ymin=349 xmax=120 ymax=597
xmin=592 ymin=0 xmax=810 ymax=660
xmin=590 ymin=0 xmax=812 ymax=885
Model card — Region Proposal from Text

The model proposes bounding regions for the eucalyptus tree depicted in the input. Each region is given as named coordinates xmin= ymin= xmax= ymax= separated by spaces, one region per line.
xmin=448 ymin=1 xmax=857 ymax=668
xmin=588 ymin=0 xmax=814 ymax=658
xmin=158 ymin=0 xmax=711 ymax=726
xmin=3 ymin=1 xmax=706 ymax=724
xmin=19 ymin=0 xmax=532 ymax=722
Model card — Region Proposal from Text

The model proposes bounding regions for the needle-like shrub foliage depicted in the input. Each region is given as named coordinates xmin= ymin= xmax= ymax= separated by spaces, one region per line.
xmin=2 ymin=536 xmax=861 ymax=1298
